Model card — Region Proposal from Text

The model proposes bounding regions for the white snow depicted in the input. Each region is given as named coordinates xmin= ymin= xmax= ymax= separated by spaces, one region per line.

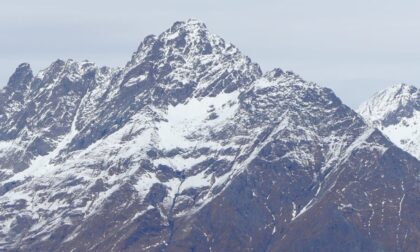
xmin=381 ymin=110 xmax=420 ymax=159
xmin=134 ymin=173 xmax=160 ymax=197
xmin=253 ymin=78 xmax=275 ymax=89
xmin=154 ymin=155 xmax=207 ymax=171
xmin=179 ymin=171 xmax=212 ymax=192
xmin=157 ymin=91 xmax=239 ymax=151
xmin=123 ymin=74 xmax=147 ymax=87
xmin=291 ymin=202 xmax=297 ymax=219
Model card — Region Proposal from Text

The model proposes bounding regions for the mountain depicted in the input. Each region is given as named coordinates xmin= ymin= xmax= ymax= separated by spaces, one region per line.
xmin=0 ymin=19 xmax=419 ymax=252
xmin=358 ymin=83 xmax=419 ymax=160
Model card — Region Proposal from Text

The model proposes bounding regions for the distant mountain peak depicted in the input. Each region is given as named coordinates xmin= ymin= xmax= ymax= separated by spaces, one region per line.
xmin=384 ymin=83 xmax=418 ymax=103
xmin=358 ymin=83 xmax=419 ymax=159
xmin=358 ymin=83 xmax=419 ymax=126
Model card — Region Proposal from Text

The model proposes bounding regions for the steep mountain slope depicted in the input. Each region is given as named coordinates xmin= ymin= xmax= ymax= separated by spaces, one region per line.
xmin=358 ymin=84 xmax=419 ymax=160
xmin=0 ymin=20 xmax=419 ymax=252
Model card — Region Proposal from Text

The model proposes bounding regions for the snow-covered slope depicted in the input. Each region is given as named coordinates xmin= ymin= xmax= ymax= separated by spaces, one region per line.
xmin=358 ymin=83 xmax=419 ymax=159
xmin=0 ymin=20 xmax=419 ymax=252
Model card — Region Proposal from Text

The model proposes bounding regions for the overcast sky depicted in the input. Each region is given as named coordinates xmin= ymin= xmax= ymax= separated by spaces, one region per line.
xmin=1 ymin=0 xmax=419 ymax=108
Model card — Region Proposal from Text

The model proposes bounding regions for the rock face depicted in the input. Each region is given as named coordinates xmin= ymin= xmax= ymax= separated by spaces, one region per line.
xmin=0 ymin=19 xmax=419 ymax=252
xmin=358 ymin=84 xmax=420 ymax=160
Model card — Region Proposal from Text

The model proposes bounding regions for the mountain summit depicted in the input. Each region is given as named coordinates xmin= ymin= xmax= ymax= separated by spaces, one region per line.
xmin=0 ymin=20 xmax=419 ymax=252
xmin=358 ymin=83 xmax=419 ymax=159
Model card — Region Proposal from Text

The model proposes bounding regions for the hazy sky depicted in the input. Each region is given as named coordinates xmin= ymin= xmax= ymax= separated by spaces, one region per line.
xmin=1 ymin=0 xmax=420 ymax=108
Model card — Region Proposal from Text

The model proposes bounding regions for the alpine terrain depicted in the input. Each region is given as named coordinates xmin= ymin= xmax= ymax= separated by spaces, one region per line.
xmin=0 ymin=19 xmax=419 ymax=252
xmin=358 ymin=83 xmax=419 ymax=160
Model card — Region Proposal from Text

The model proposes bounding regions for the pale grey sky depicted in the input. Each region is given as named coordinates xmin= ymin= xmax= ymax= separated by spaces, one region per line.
xmin=1 ymin=0 xmax=420 ymax=107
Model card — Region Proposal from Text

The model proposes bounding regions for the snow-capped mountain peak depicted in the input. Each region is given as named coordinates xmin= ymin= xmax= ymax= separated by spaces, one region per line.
xmin=358 ymin=83 xmax=419 ymax=159
xmin=358 ymin=83 xmax=419 ymax=125
xmin=128 ymin=18 xmax=258 ymax=73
